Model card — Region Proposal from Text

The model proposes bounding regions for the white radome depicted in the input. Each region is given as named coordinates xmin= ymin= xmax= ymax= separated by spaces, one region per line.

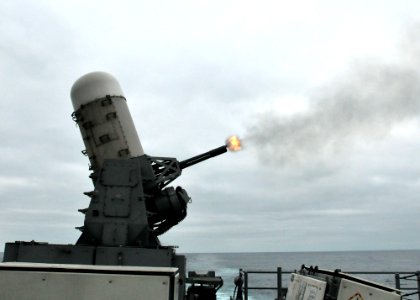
xmin=70 ymin=72 xmax=145 ymax=166
xmin=71 ymin=71 xmax=125 ymax=110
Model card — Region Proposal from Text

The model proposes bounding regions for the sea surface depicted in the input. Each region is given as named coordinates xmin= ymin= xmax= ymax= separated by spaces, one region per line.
xmin=185 ymin=250 xmax=420 ymax=300
xmin=0 ymin=250 xmax=419 ymax=300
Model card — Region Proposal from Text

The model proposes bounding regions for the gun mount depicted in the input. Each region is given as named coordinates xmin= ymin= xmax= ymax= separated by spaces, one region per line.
xmin=70 ymin=79 xmax=238 ymax=245
xmin=2 ymin=72 xmax=241 ymax=300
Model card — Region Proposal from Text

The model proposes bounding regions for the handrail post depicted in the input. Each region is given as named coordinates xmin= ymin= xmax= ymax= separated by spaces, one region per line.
xmin=416 ymin=271 xmax=420 ymax=300
xmin=244 ymin=271 xmax=248 ymax=300
xmin=395 ymin=273 xmax=400 ymax=291
xmin=277 ymin=267 xmax=282 ymax=300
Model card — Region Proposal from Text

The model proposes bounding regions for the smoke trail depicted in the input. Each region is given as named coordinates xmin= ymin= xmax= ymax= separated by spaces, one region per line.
xmin=247 ymin=27 xmax=420 ymax=165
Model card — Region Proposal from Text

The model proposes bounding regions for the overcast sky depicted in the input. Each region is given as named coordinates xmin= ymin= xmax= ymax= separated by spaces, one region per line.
xmin=0 ymin=0 xmax=419 ymax=253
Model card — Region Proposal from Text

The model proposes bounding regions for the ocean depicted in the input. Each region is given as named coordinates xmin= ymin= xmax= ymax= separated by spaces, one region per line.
xmin=0 ymin=250 xmax=419 ymax=299
xmin=185 ymin=250 xmax=420 ymax=300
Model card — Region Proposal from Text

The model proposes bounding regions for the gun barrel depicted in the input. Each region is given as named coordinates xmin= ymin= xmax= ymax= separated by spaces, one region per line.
xmin=179 ymin=145 xmax=227 ymax=169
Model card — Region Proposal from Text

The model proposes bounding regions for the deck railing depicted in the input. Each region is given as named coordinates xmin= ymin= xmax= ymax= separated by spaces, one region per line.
xmin=240 ymin=268 xmax=420 ymax=300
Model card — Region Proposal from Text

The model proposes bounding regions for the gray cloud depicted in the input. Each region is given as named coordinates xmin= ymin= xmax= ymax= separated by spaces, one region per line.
xmin=0 ymin=1 xmax=419 ymax=254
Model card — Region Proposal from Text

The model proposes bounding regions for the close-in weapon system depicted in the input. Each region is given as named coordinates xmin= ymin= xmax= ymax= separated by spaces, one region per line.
xmin=1 ymin=72 xmax=241 ymax=300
